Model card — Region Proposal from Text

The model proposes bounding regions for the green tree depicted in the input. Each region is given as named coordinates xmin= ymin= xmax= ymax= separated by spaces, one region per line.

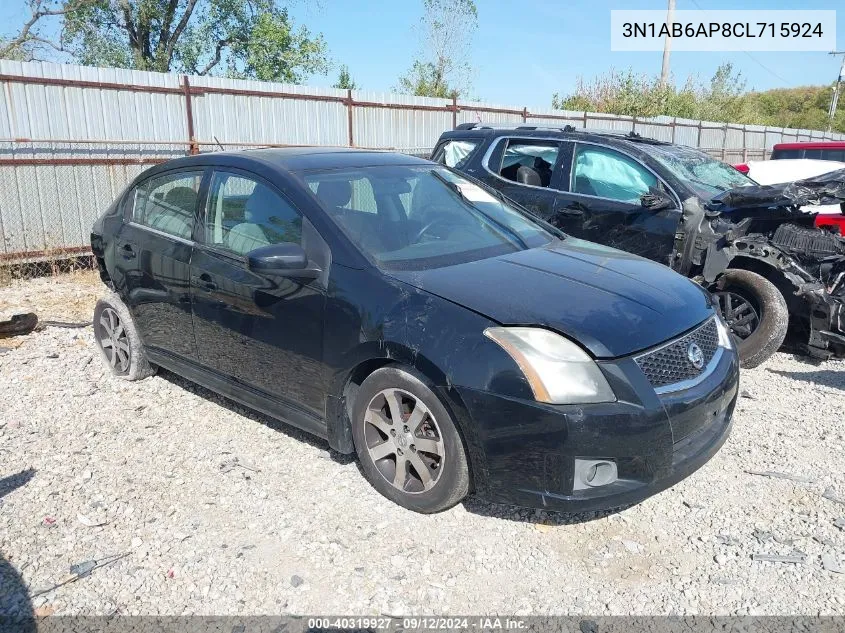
xmin=551 ymin=62 xmax=845 ymax=133
xmin=397 ymin=0 xmax=477 ymax=99
xmin=0 ymin=0 xmax=78 ymax=61
xmin=332 ymin=64 xmax=357 ymax=90
xmin=1 ymin=0 xmax=329 ymax=83
xmin=552 ymin=64 xmax=748 ymax=121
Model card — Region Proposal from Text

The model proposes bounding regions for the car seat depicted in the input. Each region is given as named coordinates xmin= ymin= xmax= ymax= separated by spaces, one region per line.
xmin=516 ymin=165 xmax=542 ymax=186
xmin=316 ymin=180 xmax=352 ymax=212
xmin=226 ymin=184 xmax=280 ymax=254
xmin=146 ymin=186 xmax=196 ymax=239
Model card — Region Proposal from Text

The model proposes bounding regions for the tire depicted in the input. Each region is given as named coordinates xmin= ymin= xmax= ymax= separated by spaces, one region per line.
xmin=93 ymin=292 xmax=157 ymax=381
xmin=713 ymin=269 xmax=788 ymax=369
xmin=351 ymin=366 xmax=470 ymax=513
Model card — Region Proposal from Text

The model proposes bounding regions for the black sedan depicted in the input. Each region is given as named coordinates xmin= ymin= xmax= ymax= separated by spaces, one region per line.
xmin=90 ymin=148 xmax=739 ymax=513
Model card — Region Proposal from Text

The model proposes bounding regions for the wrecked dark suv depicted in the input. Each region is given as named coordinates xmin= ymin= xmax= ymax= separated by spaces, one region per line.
xmin=434 ymin=125 xmax=845 ymax=366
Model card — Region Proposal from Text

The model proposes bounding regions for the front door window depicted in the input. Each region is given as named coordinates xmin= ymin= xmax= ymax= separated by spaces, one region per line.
xmin=571 ymin=145 xmax=657 ymax=203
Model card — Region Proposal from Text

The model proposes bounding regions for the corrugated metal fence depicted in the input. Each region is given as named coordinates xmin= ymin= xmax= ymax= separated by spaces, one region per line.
xmin=1 ymin=59 xmax=844 ymax=264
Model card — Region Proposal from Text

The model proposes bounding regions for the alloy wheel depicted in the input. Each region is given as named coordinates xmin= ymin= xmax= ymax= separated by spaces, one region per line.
xmin=97 ymin=307 xmax=131 ymax=373
xmin=363 ymin=388 xmax=445 ymax=494
xmin=714 ymin=290 xmax=760 ymax=340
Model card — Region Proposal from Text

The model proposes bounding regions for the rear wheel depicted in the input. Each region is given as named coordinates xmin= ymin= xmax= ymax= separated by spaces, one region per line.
xmin=712 ymin=269 xmax=788 ymax=369
xmin=351 ymin=366 xmax=469 ymax=513
xmin=93 ymin=293 xmax=156 ymax=381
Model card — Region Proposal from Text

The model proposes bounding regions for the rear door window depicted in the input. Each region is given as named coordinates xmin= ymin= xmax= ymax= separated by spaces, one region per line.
xmin=571 ymin=144 xmax=657 ymax=203
xmin=498 ymin=139 xmax=562 ymax=187
xmin=204 ymin=172 xmax=302 ymax=256
xmin=133 ymin=171 xmax=203 ymax=240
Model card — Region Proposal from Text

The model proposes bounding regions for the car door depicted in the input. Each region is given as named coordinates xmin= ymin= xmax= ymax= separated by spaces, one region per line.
xmin=481 ymin=137 xmax=567 ymax=221
xmin=190 ymin=168 xmax=327 ymax=420
xmin=552 ymin=142 xmax=680 ymax=265
xmin=111 ymin=169 xmax=204 ymax=362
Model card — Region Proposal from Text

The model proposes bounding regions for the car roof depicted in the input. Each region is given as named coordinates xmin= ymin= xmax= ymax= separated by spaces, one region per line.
xmin=439 ymin=124 xmax=671 ymax=149
xmin=145 ymin=146 xmax=431 ymax=174
xmin=773 ymin=141 xmax=845 ymax=150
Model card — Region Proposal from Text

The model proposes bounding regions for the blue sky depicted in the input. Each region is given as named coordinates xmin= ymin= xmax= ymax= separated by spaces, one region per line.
xmin=2 ymin=0 xmax=843 ymax=107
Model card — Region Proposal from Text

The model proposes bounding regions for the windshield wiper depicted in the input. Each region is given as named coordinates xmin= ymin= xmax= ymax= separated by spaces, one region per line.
xmin=429 ymin=170 xmax=529 ymax=250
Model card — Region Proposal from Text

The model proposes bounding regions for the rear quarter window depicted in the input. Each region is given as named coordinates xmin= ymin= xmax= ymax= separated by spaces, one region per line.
xmin=133 ymin=171 xmax=204 ymax=240
xmin=431 ymin=139 xmax=480 ymax=169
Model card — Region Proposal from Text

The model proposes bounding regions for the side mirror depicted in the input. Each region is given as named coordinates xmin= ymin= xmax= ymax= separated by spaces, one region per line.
xmin=640 ymin=190 xmax=675 ymax=211
xmin=247 ymin=242 xmax=320 ymax=279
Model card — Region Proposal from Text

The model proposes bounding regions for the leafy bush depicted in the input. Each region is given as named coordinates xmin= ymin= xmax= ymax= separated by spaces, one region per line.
xmin=553 ymin=63 xmax=845 ymax=133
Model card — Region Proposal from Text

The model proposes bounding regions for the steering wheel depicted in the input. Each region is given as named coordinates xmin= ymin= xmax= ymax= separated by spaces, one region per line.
xmin=412 ymin=215 xmax=465 ymax=242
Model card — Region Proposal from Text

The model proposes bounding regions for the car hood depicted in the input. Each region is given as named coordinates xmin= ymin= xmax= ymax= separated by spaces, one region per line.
xmin=387 ymin=238 xmax=714 ymax=359
xmin=707 ymin=167 xmax=845 ymax=213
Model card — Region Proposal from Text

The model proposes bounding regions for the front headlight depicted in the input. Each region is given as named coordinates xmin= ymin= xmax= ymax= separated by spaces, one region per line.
xmin=714 ymin=313 xmax=734 ymax=350
xmin=484 ymin=327 xmax=616 ymax=404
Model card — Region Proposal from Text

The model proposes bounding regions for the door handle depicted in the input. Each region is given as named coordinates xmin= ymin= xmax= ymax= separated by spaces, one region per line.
xmin=120 ymin=243 xmax=136 ymax=259
xmin=191 ymin=273 xmax=217 ymax=291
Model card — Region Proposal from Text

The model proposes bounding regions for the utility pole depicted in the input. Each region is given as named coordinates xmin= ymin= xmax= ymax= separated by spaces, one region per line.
xmin=828 ymin=51 xmax=845 ymax=132
xmin=659 ymin=0 xmax=676 ymax=88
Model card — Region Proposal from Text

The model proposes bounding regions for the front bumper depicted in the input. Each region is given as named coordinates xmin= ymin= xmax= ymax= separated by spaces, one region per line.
xmin=451 ymin=343 xmax=739 ymax=513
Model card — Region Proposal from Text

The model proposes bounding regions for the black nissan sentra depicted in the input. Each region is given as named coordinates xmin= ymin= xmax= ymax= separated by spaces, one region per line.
xmin=90 ymin=148 xmax=739 ymax=514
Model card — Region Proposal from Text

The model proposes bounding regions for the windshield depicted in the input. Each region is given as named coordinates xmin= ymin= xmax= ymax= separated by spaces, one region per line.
xmin=649 ymin=145 xmax=754 ymax=198
xmin=301 ymin=165 xmax=556 ymax=271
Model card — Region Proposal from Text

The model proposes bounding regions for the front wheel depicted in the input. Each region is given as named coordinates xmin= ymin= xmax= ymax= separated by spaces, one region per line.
xmin=712 ymin=269 xmax=788 ymax=369
xmin=351 ymin=366 xmax=470 ymax=513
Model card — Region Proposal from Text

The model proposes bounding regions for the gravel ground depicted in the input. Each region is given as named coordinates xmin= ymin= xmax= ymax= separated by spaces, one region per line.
xmin=1 ymin=273 xmax=845 ymax=617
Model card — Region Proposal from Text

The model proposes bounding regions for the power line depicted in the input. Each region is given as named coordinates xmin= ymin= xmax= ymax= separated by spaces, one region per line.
xmin=684 ymin=0 xmax=792 ymax=86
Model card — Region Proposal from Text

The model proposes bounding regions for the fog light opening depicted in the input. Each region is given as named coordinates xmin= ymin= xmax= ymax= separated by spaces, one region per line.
xmin=573 ymin=459 xmax=618 ymax=491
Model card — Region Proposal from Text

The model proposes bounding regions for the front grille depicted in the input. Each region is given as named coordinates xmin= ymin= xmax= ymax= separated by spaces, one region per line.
xmin=635 ymin=317 xmax=719 ymax=389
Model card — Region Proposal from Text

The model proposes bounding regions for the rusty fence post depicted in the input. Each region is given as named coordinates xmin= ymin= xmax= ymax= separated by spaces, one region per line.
xmin=346 ymin=89 xmax=354 ymax=147
xmin=522 ymin=107 xmax=528 ymax=124
xmin=452 ymin=96 xmax=458 ymax=129
xmin=182 ymin=76 xmax=198 ymax=155
xmin=670 ymin=117 xmax=677 ymax=143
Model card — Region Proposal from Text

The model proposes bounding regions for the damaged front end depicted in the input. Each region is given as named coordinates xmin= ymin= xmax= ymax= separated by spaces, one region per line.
xmin=674 ymin=169 xmax=845 ymax=359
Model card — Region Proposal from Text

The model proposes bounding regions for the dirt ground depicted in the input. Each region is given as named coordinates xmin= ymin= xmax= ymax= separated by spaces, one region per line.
xmin=1 ymin=272 xmax=844 ymax=617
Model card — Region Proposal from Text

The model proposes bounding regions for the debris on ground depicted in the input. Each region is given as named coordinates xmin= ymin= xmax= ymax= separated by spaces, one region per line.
xmin=745 ymin=470 xmax=816 ymax=484
xmin=219 ymin=455 xmax=261 ymax=474
xmin=76 ymin=513 xmax=107 ymax=528
xmin=822 ymin=487 xmax=845 ymax=505
xmin=752 ymin=553 xmax=807 ymax=564
xmin=69 ymin=560 xmax=96 ymax=578
xmin=0 ymin=313 xmax=38 ymax=339
xmin=821 ymin=553 xmax=844 ymax=574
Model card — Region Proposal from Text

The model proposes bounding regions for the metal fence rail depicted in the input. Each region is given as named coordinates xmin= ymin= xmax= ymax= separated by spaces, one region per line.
xmin=1 ymin=59 xmax=844 ymax=266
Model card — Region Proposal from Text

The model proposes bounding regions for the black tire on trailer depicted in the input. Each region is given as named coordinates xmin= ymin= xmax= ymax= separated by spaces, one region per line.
xmin=93 ymin=292 xmax=157 ymax=381
xmin=712 ymin=269 xmax=789 ymax=369
xmin=351 ymin=365 xmax=470 ymax=513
